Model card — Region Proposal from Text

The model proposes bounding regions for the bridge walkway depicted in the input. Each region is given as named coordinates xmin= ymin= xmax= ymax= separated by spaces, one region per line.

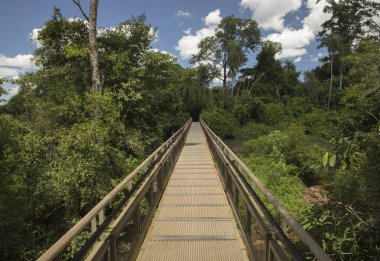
xmin=136 ymin=122 xmax=249 ymax=260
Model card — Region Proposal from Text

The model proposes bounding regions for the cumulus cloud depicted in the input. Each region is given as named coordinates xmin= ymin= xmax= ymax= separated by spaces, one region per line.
xmin=176 ymin=9 xmax=222 ymax=60
xmin=265 ymin=26 xmax=314 ymax=58
xmin=240 ymin=0 xmax=302 ymax=31
xmin=294 ymin=57 xmax=302 ymax=63
xmin=175 ymin=10 xmax=192 ymax=18
xmin=0 ymin=54 xmax=36 ymax=79
xmin=29 ymin=28 xmax=42 ymax=47
xmin=204 ymin=9 xmax=222 ymax=26
xmin=262 ymin=0 xmax=331 ymax=59
xmin=303 ymin=0 xmax=331 ymax=34
xmin=150 ymin=48 xmax=177 ymax=58
xmin=0 ymin=54 xmax=35 ymax=69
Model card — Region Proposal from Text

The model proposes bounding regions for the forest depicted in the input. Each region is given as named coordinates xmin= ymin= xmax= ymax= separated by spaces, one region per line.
xmin=0 ymin=0 xmax=379 ymax=260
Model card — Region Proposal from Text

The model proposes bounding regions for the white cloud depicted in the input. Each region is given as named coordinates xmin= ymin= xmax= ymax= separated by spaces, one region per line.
xmin=0 ymin=54 xmax=35 ymax=69
xmin=240 ymin=0 xmax=302 ymax=31
xmin=175 ymin=10 xmax=192 ymax=18
xmin=29 ymin=28 xmax=42 ymax=47
xmin=303 ymin=0 xmax=331 ymax=34
xmin=294 ymin=57 xmax=302 ymax=63
xmin=265 ymin=26 xmax=314 ymax=58
xmin=204 ymin=9 xmax=222 ymax=26
xmin=279 ymin=48 xmax=307 ymax=59
xmin=239 ymin=0 xmax=332 ymax=59
xmin=310 ymin=52 xmax=325 ymax=62
xmin=0 ymin=67 xmax=22 ymax=79
xmin=262 ymin=0 xmax=331 ymax=59
xmin=150 ymin=48 xmax=177 ymax=58
xmin=176 ymin=9 xmax=222 ymax=60
xmin=7 ymin=85 xmax=20 ymax=95
xmin=0 ymin=54 xmax=36 ymax=79
xmin=183 ymin=28 xmax=192 ymax=35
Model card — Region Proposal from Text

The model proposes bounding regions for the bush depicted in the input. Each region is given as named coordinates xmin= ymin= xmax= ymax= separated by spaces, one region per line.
xmin=244 ymin=155 xmax=310 ymax=218
xmin=300 ymin=109 xmax=339 ymax=139
xmin=201 ymin=109 xmax=236 ymax=138
xmin=234 ymin=122 xmax=273 ymax=139
xmin=259 ymin=102 xmax=289 ymax=126
xmin=233 ymin=104 xmax=250 ymax=125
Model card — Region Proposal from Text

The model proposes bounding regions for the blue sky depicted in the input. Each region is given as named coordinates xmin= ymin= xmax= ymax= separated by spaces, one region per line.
xmin=0 ymin=0 xmax=331 ymax=97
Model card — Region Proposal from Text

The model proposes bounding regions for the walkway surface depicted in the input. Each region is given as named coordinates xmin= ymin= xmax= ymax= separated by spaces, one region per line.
xmin=137 ymin=122 xmax=248 ymax=260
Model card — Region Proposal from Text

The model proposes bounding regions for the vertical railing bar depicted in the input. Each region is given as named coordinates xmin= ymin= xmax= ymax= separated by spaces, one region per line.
xmin=91 ymin=217 xmax=97 ymax=234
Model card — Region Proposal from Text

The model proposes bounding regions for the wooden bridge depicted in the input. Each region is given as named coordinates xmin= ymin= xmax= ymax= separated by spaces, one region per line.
xmin=38 ymin=120 xmax=331 ymax=261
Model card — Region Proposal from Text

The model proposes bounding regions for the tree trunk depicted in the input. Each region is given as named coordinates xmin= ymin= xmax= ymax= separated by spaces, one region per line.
xmin=222 ymin=50 xmax=227 ymax=89
xmin=339 ymin=65 xmax=343 ymax=91
xmin=327 ymin=54 xmax=333 ymax=111
xmin=89 ymin=0 xmax=102 ymax=94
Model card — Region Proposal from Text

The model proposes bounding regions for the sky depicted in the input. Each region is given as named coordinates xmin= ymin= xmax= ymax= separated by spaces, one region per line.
xmin=0 ymin=0 xmax=333 ymax=99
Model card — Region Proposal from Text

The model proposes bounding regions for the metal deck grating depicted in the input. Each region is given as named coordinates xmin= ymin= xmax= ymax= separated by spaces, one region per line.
xmin=161 ymin=195 xmax=226 ymax=205
xmin=137 ymin=122 xmax=248 ymax=261
xmin=150 ymin=220 xmax=236 ymax=237
xmin=138 ymin=240 xmax=246 ymax=261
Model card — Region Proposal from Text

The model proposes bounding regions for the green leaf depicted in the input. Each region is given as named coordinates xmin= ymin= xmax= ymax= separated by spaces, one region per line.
xmin=329 ymin=154 xmax=337 ymax=167
xmin=323 ymin=152 xmax=329 ymax=167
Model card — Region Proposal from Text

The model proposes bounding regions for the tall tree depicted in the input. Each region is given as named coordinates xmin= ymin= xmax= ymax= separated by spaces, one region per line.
xmin=72 ymin=0 xmax=102 ymax=93
xmin=88 ymin=0 xmax=102 ymax=94
xmin=319 ymin=0 xmax=380 ymax=44
xmin=325 ymin=34 xmax=339 ymax=111
xmin=191 ymin=16 xmax=260 ymax=89
xmin=0 ymin=79 xmax=6 ymax=102
xmin=318 ymin=0 xmax=380 ymax=93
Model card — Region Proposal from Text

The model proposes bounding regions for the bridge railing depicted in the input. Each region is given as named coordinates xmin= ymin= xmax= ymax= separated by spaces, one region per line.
xmin=38 ymin=119 xmax=192 ymax=261
xmin=200 ymin=119 xmax=331 ymax=261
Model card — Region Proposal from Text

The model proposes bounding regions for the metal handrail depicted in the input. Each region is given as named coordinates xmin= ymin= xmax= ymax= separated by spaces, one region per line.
xmin=38 ymin=119 xmax=192 ymax=261
xmin=200 ymin=119 xmax=331 ymax=261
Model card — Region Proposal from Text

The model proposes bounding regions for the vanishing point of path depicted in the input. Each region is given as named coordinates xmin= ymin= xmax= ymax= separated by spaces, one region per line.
xmin=137 ymin=122 xmax=249 ymax=260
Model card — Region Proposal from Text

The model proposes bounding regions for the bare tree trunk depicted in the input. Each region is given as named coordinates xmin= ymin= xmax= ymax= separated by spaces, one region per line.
xmin=327 ymin=54 xmax=333 ymax=111
xmin=339 ymin=65 xmax=343 ymax=91
xmin=223 ymin=65 xmax=227 ymax=89
xmin=89 ymin=0 xmax=102 ymax=94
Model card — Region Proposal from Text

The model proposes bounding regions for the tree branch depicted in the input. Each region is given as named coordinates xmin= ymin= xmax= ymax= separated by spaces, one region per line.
xmin=370 ymin=17 xmax=380 ymax=31
xmin=72 ymin=0 xmax=89 ymax=21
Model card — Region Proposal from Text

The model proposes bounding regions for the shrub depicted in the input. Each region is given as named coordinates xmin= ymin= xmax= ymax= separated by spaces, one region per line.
xmin=235 ymin=122 xmax=273 ymax=139
xmin=201 ymin=109 xmax=236 ymax=138
xmin=259 ymin=102 xmax=289 ymax=126
xmin=233 ymin=104 xmax=250 ymax=126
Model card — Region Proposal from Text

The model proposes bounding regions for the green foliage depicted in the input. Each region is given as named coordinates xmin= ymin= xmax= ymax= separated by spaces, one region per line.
xmin=233 ymin=104 xmax=250 ymax=125
xmin=0 ymin=9 xmax=191 ymax=260
xmin=234 ymin=122 xmax=273 ymax=140
xmin=201 ymin=109 xmax=236 ymax=138
xmin=191 ymin=15 xmax=260 ymax=87
xmin=242 ymin=130 xmax=311 ymax=217
xmin=259 ymin=102 xmax=289 ymax=125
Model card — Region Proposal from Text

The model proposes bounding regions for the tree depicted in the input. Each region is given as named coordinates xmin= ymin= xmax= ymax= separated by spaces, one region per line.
xmin=325 ymin=34 xmax=339 ymax=111
xmin=318 ymin=0 xmax=380 ymax=94
xmin=191 ymin=16 xmax=260 ymax=89
xmin=72 ymin=0 xmax=102 ymax=93
xmin=0 ymin=78 xmax=7 ymax=102
xmin=88 ymin=0 xmax=102 ymax=94
xmin=319 ymin=0 xmax=380 ymax=44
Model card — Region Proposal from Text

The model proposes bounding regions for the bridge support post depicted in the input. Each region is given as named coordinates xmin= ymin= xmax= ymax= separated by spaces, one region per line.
xmin=245 ymin=206 xmax=251 ymax=236
xmin=109 ymin=235 xmax=118 ymax=261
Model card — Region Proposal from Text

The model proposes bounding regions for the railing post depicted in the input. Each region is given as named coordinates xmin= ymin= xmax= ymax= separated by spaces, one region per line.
xmin=264 ymin=232 xmax=271 ymax=261
xmin=91 ymin=217 xmax=97 ymax=234
xmin=245 ymin=206 xmax=251 ymax=236
xmin=109 ymin=235 xmax=118 ymax=261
